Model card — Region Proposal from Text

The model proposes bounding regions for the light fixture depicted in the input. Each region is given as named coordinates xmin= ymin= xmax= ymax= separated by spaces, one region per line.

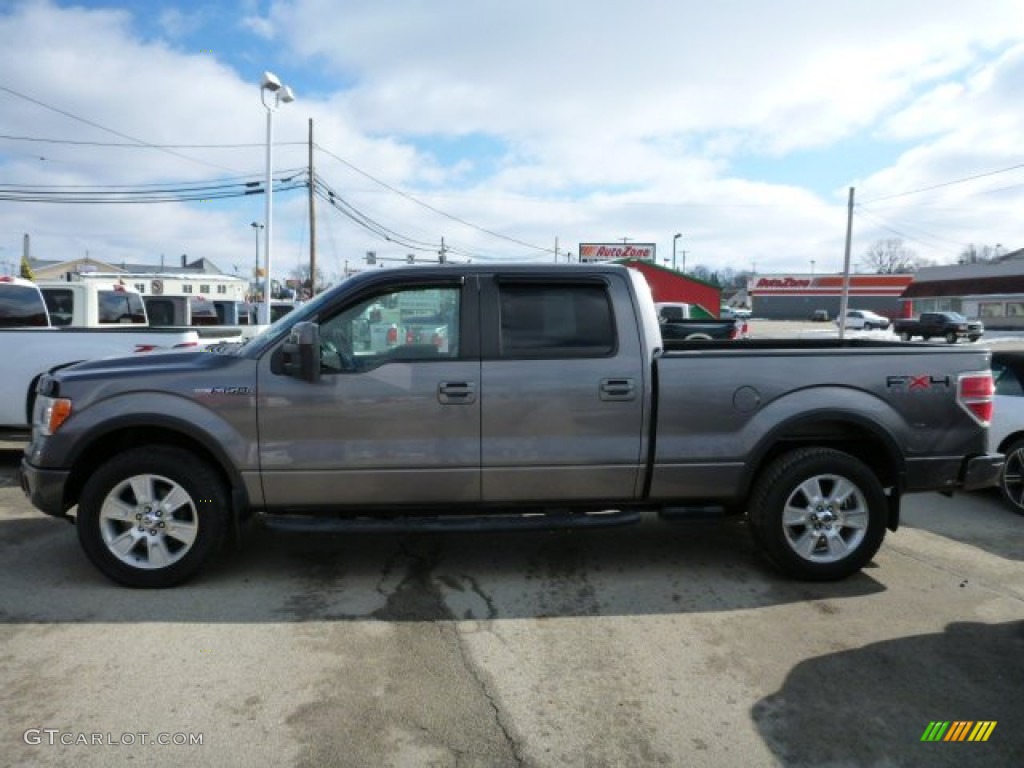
xmin=258 ymin=71 xmax=296 ymax=324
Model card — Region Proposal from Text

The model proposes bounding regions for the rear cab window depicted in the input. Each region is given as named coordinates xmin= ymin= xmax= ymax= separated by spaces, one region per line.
xmin=0 ymin=281 xmax=50 ymax=327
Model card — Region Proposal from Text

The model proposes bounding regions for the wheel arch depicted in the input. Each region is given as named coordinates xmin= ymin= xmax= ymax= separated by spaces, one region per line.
xmin=63 ymin=421 xmax=251 ymax=533
xmin=739 ymin=411 xmax=904 ymax=525
xmin=996 ymin=430 xmax=1024 ymax=455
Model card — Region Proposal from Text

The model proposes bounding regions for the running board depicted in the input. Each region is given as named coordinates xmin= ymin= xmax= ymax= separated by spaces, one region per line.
xmin=658 ymin=505 xmax=729 ymax=520
xmin=262 ymin=510 xmax=642 ymax=534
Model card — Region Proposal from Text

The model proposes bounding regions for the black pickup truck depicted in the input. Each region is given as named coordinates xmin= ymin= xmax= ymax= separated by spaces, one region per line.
xmin=655 ymin=302 xmax=748 ymax=341
xmin=893 ymin=312 xmax=984 ymax=343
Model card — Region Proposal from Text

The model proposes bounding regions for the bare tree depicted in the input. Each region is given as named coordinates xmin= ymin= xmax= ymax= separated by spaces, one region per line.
xmin=958 ymin=243 xmax=1005 ymax=264
xmin=860 ymin=238 xmax=919 ymax=274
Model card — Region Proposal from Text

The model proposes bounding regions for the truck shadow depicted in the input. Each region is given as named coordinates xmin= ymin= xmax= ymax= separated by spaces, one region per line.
xmin=752 ymin=619 xmax=1024 ymax=766
xmin=0 ymin=514 xmax=886 ymax=624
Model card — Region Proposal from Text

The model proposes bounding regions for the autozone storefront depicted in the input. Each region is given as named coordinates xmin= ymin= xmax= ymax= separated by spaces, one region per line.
xmin=748 ymin=274 xmax=914 ymax=320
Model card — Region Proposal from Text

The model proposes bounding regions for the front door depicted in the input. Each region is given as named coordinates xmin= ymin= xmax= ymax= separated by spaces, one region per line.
xmin=256 ymin=280 xmax=480 ymax=508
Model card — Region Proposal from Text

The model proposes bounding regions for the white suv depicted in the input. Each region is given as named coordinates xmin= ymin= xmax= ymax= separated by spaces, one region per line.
xmin=837 ymin=309 xmax=890 ymax=330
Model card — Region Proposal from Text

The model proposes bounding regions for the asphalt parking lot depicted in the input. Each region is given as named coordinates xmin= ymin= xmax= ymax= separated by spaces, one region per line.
xmin=1 ymin=443 xmax=1022 ymax=768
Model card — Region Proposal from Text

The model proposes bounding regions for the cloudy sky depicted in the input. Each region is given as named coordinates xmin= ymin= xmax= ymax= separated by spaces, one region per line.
xmin=1 ymin=0 xmax=1022 ymax=283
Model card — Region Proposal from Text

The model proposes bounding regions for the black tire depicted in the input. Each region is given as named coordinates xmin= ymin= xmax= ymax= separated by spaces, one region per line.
xmin=945 ymin=331 xmax=957 ymax=344
xmin=748 ymin=447 xmax=887 ymax=581
xmin=863 ymin=323 xmax=874 ymax=331
xmin=968 ymin=335 xmax=981 ymax=342
xmin=922 ymin=335 xmax=931 ymax=341
xmin=76 ymin=446 xmax=228 ymax=587
xmin=900 ymin=331 xmax=912 ymax=342
xmin=998 ymin=438 xmax=1024 ymax=516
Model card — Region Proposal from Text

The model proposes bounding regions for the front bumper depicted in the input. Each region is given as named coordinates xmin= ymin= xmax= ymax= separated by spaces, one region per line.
xmin=960 ymin=453 xmax=1003 ymax=491
xmin=19 ymin=459 xmax=71 ymax=518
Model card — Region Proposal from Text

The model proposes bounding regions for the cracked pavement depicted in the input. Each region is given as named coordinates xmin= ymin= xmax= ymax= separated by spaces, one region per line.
xmin=1 ymin=446 xmax=1022 ymax=767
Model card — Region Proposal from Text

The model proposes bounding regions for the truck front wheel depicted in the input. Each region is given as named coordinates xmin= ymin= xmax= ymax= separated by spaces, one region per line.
xmin=76 ymin=447 xmax=228 ymax=588
xmin=748 ymin=447 xmax=887 ymax=580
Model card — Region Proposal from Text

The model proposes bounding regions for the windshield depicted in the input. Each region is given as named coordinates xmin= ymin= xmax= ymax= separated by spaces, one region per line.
xmin=239 ymin=291 xmax=335 ymax=351
xmin=946 ymin=312 xmax=968 ymax=322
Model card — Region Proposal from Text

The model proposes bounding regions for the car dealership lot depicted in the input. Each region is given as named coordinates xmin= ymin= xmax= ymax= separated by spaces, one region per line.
xmin=1 ymin=447 xmax=1022 ymax=767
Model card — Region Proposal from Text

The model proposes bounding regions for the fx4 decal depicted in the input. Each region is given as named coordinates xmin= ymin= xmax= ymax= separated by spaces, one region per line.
xmin=886 ymin=375 xmax=952 ymax=392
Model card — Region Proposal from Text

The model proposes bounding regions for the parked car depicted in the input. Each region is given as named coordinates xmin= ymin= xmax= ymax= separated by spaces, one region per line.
xmin=836 ymin=309 xmax=891 ymax=331
xmin=20 ymin=264 xmax=1001 ymax=588
xmin=892 ymin=311 xmax=984 ymax=343
xmin=720 ymin=306 xmax=751 ymax=320
xmin=988 ymin=350 xmax=1024 ymax=515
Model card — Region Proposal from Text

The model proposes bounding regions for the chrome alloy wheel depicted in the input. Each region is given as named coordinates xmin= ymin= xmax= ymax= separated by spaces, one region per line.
xmin=98 ymin=474 xmax=199 ymax=569
xmin=780 ymin=473 xmax=869 ymax=563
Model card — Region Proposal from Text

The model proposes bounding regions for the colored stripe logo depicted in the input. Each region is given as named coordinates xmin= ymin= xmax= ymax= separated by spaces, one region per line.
xmin=921 ymin=721 xmax=997 ymax=742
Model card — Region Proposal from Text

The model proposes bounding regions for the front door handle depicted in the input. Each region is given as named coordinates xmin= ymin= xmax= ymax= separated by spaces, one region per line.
xmin=439 ymin=381 xmax=477 ymax=404
xmin=600 ymin=378 xmax=636 ymax=401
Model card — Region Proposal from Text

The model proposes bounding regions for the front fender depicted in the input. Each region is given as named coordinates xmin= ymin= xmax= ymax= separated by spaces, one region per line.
xmin=29 ymin=391 xmax=259 ymax=504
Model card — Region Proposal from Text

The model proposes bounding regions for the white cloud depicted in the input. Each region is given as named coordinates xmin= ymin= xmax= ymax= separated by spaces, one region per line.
xmin=1 ymin=0 xmax=1023 ymax=281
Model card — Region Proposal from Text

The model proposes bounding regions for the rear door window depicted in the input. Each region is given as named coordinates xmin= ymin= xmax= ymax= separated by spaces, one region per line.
xmin=498 ymin=283 xmax=614 ymax=358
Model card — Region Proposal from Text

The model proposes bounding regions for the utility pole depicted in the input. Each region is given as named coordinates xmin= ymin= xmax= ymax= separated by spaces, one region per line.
xmin=838 ymin=187 xmax=855 ymax=340
xmin=439 ymin=237 xmax=447 ymax=264
xmin=554 ymin=236 xmax=559 ymax=263
xmin=680 ymin=250 xmax=689 ymax=274
xmin=308 ymin=118 xmax=316 ymax=297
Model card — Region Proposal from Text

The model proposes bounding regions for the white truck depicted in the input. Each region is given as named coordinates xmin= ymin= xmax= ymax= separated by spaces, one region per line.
xmin=37 ymin=280 xmax=148 ymax=327
xmin=0 ymin=277 xmax=201 ymax=431
xmin=39 ymin=278 xmax=250 ymax=345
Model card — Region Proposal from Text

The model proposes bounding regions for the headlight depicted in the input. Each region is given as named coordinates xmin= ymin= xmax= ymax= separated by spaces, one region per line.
xmin=34 ymin=395 xmax=72 ymax=436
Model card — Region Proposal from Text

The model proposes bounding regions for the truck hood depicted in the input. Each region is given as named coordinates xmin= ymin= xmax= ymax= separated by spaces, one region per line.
xmin=54 ymin=348 xmax=245 ymax=383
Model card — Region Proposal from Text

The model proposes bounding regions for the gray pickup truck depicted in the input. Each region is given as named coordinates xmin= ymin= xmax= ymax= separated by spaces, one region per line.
xmin=20 ymin=264 xmax=1002 ymax=587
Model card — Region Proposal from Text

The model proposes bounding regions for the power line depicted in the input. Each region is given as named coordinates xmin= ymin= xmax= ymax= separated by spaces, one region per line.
xmin=313 ymin=142 xmax=554 ymax=255
xmin=0 ymin=170 xmax=307 ymax=203
xmin=860 ymin=161 xmax=1024 ymax=204
xmin=0 ymin=133 xmax=306 ymax=149
xmin=853 ymin=207 xmax=961 ymax=252
xmin=0 ymin=83 xmax=244 ymax=174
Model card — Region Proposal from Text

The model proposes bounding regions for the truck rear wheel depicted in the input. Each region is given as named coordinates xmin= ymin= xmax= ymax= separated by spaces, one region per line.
xmin=748 ymin=447 xmax=887 ymax=581
xmin=76 ymin=447 xmax=228 ymax=588
xmin=900 ymin=331 xmax=912 ymax=341
xmin=945 ymin=331 xmax=957 ymax=344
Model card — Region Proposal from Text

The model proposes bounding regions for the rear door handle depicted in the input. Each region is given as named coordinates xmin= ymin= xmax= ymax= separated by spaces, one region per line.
xmin=438 ymin=381 xmax=477 ymax=404
xmin=600 ymin=378 xmax=636 ymax=401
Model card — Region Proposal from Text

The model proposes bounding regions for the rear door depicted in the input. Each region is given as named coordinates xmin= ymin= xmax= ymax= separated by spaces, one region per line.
xmin=479 ymin=273 xmax=648 ymax=503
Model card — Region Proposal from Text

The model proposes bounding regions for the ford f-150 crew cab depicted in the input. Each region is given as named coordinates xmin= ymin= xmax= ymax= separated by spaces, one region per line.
xmin=19 ymin=264 xmax=1002 ymax=588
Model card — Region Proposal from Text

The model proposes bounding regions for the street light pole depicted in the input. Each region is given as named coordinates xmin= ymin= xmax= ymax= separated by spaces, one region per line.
xmin=672 ymin=233 xmax=681 ymax=271
xmin=250 ymin=222 xmax=264 ymax=299
xmin=259 ymin=71 xmax=295 ymax=324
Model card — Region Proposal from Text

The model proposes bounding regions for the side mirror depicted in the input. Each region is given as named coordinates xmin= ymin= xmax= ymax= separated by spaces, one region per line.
xmin=280 ymin=321 xmax=320 ymax=382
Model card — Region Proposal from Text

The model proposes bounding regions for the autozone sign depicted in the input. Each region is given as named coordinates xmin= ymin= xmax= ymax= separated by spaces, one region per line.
xmin=750 ymin=274 xmax=914 ymax=295
xmin=579 ymin=243 xmax=656 ymax=262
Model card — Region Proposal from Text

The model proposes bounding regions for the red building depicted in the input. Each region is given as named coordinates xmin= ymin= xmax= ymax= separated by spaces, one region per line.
xmin=616 ymin=259 xmax=723 ymax=317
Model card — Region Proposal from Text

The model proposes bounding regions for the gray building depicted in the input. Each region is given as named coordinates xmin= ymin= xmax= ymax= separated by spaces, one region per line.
xmin=902 ymin=248 xmax=1024 ymax=329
